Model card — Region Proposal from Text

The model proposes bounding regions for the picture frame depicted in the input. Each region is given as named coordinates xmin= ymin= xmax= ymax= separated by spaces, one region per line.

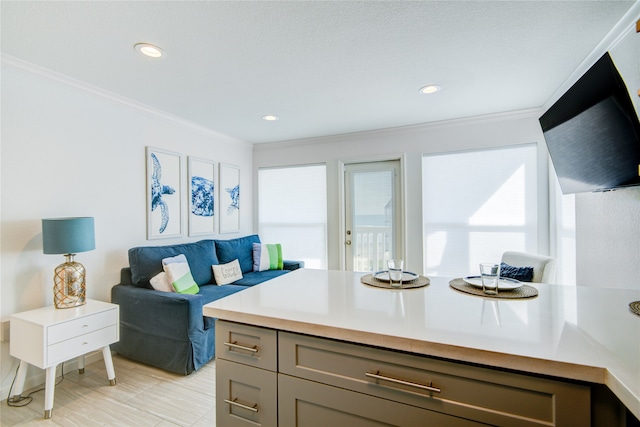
xmin=146 ymin=146 xmax=182 ymax=239
xmin=219 ymin=163 xmax=240 ymax=233
xmin=188 ymin=157 xmax=217 ymax=236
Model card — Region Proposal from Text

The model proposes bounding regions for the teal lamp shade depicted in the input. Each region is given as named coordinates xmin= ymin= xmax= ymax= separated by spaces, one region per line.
xmin=42 ymin=217 xmax=95 ymax=255
xmin=42 ymin=217 xmax=95 ymax=308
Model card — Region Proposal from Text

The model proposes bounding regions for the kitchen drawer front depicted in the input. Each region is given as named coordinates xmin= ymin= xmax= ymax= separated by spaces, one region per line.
xmin=47 ymin=309 xmax=117 ymax=345
xmin=279 ymin=332 xmax=590 ymax=427
xmin=216 ymin=359 xmax=277 ymax=427
xmin=216 ymin=320 xmax=277 ymax=371
xmin=278 ymin=373 xmax=486 ymax=427
xmin=47 ymin=325 xmax=117 ymax=366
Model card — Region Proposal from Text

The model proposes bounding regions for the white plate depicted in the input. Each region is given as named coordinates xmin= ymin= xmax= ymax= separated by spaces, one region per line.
xmin=373 ymin=271 xmax=419 ymax=283
xmin=463 ymin=276 xmax=522 ymax=290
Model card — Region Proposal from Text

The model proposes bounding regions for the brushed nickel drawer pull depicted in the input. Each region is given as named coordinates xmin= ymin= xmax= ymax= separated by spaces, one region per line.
xmin=224 ymin=341 xmax=259 ymax=353
xmin=224 ymin=398 xmax=259 ymax=412
xmin=365 ymin=371 xmax=441 ymax=393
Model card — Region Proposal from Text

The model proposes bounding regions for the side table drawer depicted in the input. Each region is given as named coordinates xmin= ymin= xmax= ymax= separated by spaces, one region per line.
xmin=279 ymin=332 xmax=590 ymax=427
xmin=215 ymin=320 xmax=277 ymax=371
xmin=216 ymin=359 xmax=277 ymax=427
xmin=48 ymin=325 xmax=117 ymax=365
xmin=48 ymin=309 xmax=117 ymax=345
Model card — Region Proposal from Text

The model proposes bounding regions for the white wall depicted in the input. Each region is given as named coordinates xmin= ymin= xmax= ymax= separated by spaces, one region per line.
xmin=0 ymin=60 xmax=254 ymax=396
xmin=253 ymin=110 xmax=550 ymax=273
xmin=574 ymin=16 xmax=640 ymax=290
xmin=576 ymin=188 xmax=640 ymax=289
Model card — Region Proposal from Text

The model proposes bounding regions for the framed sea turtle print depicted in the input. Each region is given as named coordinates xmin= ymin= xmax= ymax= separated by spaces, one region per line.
xmin=188 ymin=157 xmax=216 ymax=236
xmin=219 ymin=163 xmax=240 ymax=233
xmin=146 ymin=147 xmax=182 ymax=239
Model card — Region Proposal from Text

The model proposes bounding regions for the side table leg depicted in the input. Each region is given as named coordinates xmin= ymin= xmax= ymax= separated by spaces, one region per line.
xmin=10 ymin=360 xmax=28 ymax=401
xmin=102 ymin=346 xmax=116 ymax=386
xmin=43 ymin=365 xmax=57 ymax=419
xmin=78 ymin=354 xmax=85 ymax=374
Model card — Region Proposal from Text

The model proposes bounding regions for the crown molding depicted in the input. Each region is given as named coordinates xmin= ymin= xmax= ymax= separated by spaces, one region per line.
xmin=254 ymin=108 xmax=544 ymax=151
xmin=1 ymin=53 xmax=250 ymax=148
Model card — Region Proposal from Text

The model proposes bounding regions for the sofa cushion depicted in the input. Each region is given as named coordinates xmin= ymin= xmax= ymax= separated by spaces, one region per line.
xmin=215 ymin=234 xmax=260 ymax=274
xmin=233 ymin=269 xmax=290 ymax=286
xmin=212 ymin=259 xmax=243 ymax=285
xmin=198 ymin=283 xmax=249 ymax=330
xmin=129 ymin=239 xmax=218 ymax=287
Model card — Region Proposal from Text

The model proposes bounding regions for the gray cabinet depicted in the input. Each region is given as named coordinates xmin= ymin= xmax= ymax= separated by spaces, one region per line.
xmin=215 ymin=321 xmax=278 ymax=426
xmin=278 ymin=374 xmax=486 ymax=426
xmin=215 ymin=320 xmax=591 ymax=426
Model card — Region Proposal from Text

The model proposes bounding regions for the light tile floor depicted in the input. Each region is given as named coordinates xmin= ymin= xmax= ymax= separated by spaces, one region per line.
xmin=0 ymin=354 xmax=216 ymax=426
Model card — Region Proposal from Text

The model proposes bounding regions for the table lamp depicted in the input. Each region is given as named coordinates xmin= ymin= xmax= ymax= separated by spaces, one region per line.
xmin=42 ymin=217 xmax=95 ymax=309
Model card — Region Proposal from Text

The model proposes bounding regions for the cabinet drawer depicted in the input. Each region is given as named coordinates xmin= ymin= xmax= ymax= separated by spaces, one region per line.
xmin=48 ymin=309 xmax=117 ymax=345
xmin=48 ymin=325 xmax=117 ymax=365
xmin=216 ymin=320 xmax=277 ymax=371
xmin=279 ymin=332 xmax=590 ymax=427
xmin=278 ymin=373 xmax=485 ymax=427
xmin=216 ymin=359 xmax=277 ymax=427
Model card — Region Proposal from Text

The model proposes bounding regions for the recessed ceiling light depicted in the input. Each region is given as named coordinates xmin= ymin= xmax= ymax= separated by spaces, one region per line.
xmin=419 ymin=84 xmax=442 ymax=94
xmin=262 ymin=115 xmax=279 ymax=121
xmin=134 ymin=43 xmax=165 ymax=58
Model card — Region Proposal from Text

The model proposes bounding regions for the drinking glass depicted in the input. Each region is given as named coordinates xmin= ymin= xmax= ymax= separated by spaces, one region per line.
xmin=387 ymin=259 xmax=404 ymax=287
xmin=479 ymin=263 xmax=499 ymax=295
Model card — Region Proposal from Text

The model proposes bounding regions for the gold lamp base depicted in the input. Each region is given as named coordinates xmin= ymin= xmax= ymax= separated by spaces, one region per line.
xmin=53 ymin=254 xmax=86 ymax=309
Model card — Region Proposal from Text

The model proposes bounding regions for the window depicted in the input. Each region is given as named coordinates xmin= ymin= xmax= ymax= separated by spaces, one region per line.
xmin=550 ymin=165 xmax=576 ymax=285
xmin=422 ymin=144 xmax=538 ymax=277
xmin=258 ymin=165 xmax=328 ymax=269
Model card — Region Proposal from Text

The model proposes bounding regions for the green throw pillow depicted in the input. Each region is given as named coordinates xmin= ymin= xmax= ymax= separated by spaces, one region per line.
xmin=162 ymin=254 xmax=200 ymax=294
xmin=252 ymin=243 xmax=283 ymax=272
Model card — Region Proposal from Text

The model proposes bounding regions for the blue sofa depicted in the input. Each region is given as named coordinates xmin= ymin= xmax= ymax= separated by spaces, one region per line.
xmin=110 ymin=235 xmax=303 ymax=375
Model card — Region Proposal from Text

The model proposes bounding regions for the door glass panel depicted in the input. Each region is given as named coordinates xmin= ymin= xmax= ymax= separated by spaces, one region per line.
xmin=345 ymin=161 xmax=400 ymax=272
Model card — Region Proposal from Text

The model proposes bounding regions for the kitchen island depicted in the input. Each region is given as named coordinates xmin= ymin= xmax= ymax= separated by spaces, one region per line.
xmin=203 ymin=269 xmax=639 ymax=426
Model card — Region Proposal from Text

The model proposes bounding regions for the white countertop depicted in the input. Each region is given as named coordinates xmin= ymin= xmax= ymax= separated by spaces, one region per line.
xmin=203 ymin=269 xmax=640 ymax=419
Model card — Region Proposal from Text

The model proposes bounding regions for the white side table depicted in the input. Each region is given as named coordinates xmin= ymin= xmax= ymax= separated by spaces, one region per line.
xmin=9 ymin=299 xmax=119 ymax=419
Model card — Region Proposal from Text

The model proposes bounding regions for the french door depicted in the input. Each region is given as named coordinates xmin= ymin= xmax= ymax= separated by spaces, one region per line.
xmin=344 ymin=160 xmax=403 ymax=272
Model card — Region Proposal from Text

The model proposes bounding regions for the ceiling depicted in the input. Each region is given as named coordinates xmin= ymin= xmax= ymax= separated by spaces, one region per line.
xmin=1 ymin=1 xmax=637 ymax=144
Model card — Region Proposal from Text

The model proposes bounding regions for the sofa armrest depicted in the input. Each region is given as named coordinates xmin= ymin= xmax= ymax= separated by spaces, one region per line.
xmin=283 ymin=260 xmax=304 ymax=270
xmin=120 ymin=267 xmax=134 ymax=286
xmin=111 ymin=284 xmax=205 ymax=340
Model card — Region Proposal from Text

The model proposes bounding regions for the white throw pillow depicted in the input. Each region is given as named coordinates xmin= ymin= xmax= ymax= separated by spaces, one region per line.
xmin=149 ymin=272 xmax=174 ymax=292
xmin=212 ymin=259 xmax=243 ymax=285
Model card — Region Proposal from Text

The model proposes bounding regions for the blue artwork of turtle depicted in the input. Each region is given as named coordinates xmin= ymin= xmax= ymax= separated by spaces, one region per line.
xmin=150 ymin=153 xmax=175 ymax=233
xmin=225 ymin=184 xmax=240 ymax=213
xmin=191 ymin=176 xmax=214 ymax=217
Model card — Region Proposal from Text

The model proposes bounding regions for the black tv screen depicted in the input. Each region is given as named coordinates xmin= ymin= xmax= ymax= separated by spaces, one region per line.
xmin=540 ymin=52 xmax=640 ymax=194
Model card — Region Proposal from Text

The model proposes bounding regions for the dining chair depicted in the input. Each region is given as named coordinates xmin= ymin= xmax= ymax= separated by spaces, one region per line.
xmin=501 ymin=251 xmax=557 ymax=284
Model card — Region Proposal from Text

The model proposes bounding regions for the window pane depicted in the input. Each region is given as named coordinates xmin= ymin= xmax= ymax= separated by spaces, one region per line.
xmin=422 ymin=145 xmax=538 ymax=277
xmin=352 ymin=170 xmax=393 ymax=272
xmin=550 ymin=164 xmax=576 ymax=285
xmin=258 ymin=165 xmax=327 ymax=269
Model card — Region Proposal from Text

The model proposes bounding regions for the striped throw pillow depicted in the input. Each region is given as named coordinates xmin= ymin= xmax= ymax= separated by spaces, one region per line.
xmin=252 ymin=243 xmax=283 ymax=272
xmin=162 ymin=254 xmax=199 ymax=294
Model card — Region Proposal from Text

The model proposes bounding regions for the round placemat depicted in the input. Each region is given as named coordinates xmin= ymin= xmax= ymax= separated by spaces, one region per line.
xmin=630 ymin=301 xmax=640 ymax=317
xmin=449 ymin=278 xmax=538 ymax=299
xmin=361 ymin=274 xmax=430 ymax=289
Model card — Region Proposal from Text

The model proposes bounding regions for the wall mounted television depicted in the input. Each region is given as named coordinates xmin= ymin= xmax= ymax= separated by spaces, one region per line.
xmin=539 ymin=52 xmax=640 ymax=194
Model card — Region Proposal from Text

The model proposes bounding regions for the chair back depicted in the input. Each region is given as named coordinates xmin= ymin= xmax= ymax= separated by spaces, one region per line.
xmin=501 ymin=251 xmax=557 ymax=283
